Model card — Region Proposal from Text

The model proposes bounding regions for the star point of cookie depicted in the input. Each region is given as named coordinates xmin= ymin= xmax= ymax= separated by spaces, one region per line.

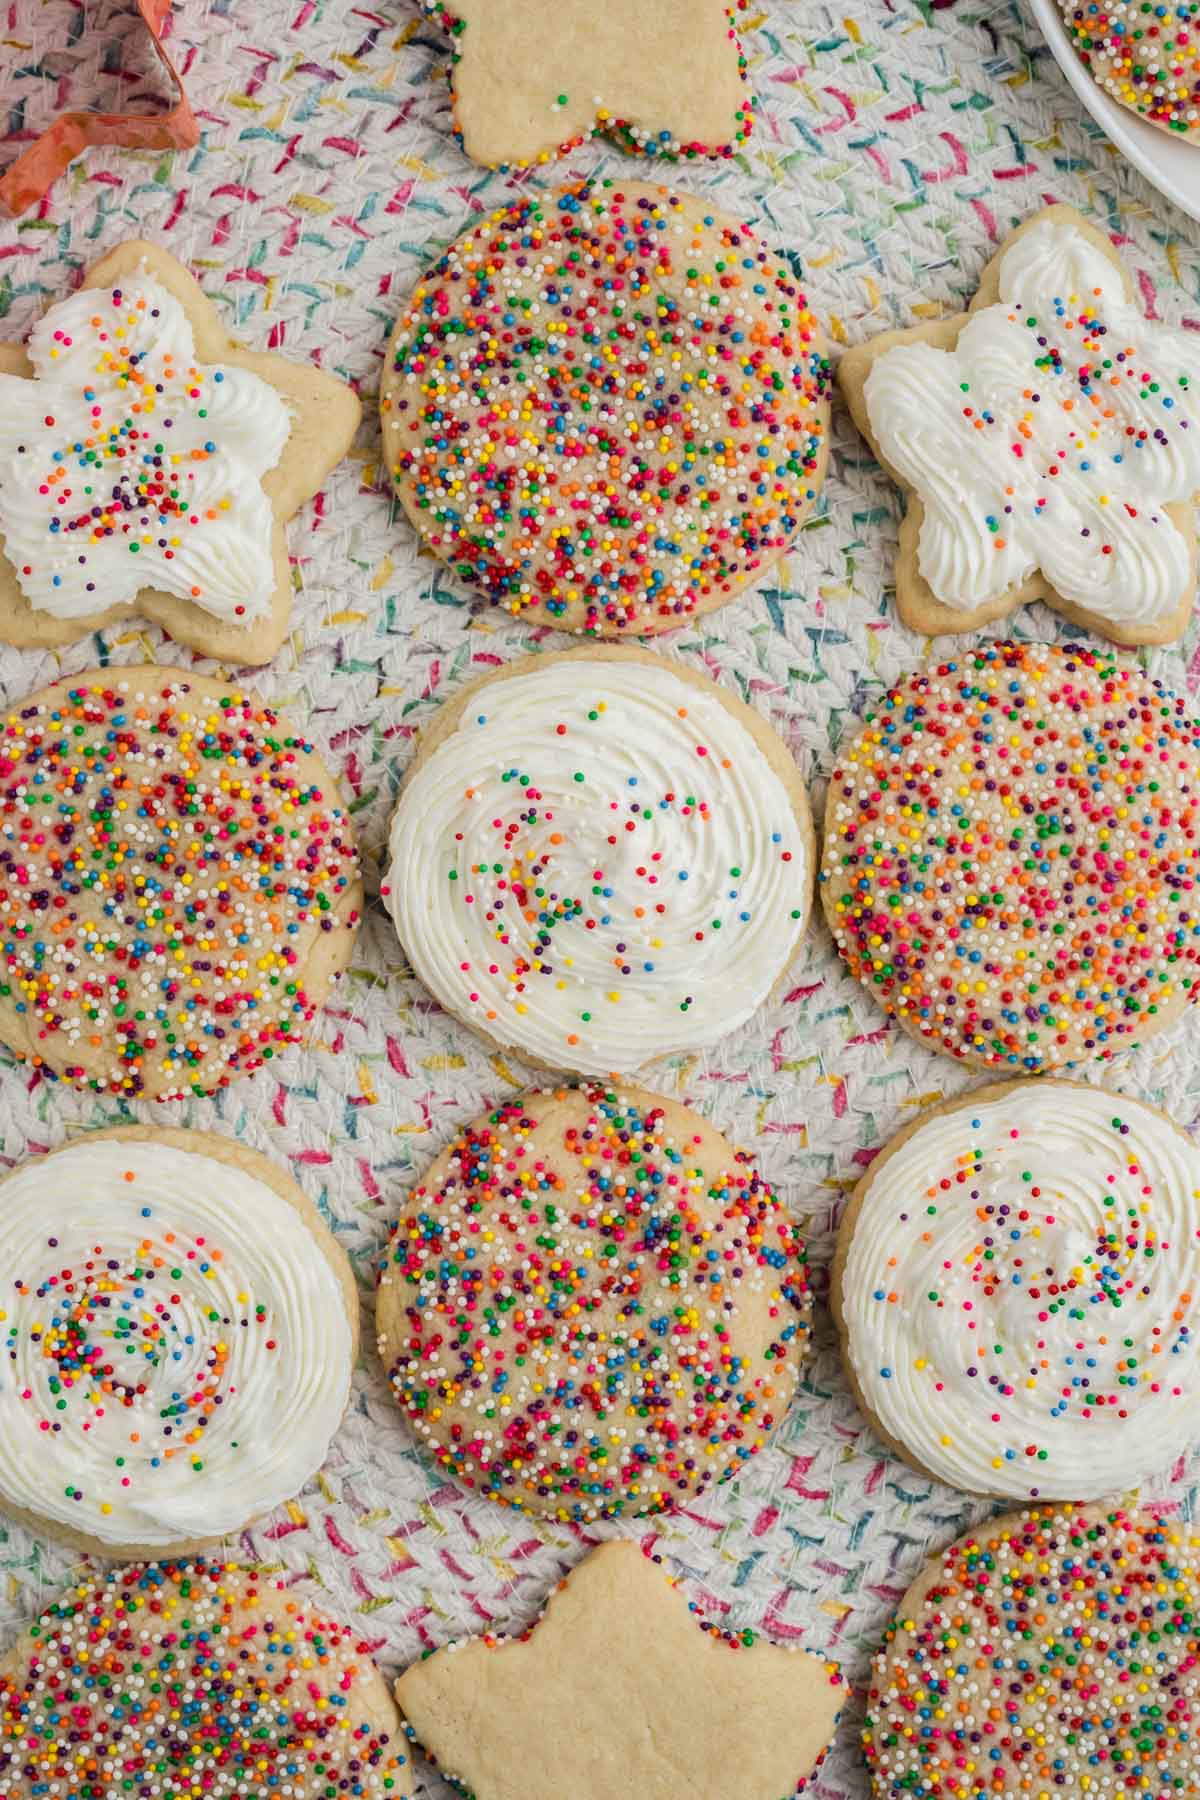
xmin=0 ymin=238 xmax=361 ymax=664
xmin=838 ymin=204 xmax=1200 ymax=646
xmin=422 ymin=0 xmax=754 ymax=168
xmin=395 ymin=1540 xmax=844 ymax=1800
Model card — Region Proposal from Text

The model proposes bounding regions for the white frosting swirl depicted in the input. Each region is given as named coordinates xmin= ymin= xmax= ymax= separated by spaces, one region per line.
xmin=840 ymin=1084 xmax=1200 ymax=1499
xmin=863 ymin=217 xmax=1200 ymax=627
xmin=0 ymin=1136 xmax=353 ymax=1546
xmin=384 ymin=659 xmax=810 ymax=1074
xmin=0 ymin=273 xmax=290 ymax=622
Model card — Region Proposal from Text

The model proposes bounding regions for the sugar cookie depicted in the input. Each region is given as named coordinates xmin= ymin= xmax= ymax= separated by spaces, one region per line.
xmin=833 ymin=1079 xmax=1200 ymax=1501
xmin=382 ymin=180 xmax=830 ymax=637
xmin=377 ymin=1082 xmax=811 ymax=1520
xmin=866 ymin=1502 xmax=1200 ymax=1798
xmin=1055 ymin=3 xmax=1200 ymax=141
xmin=0 ymin=240 xmax=361 ymax=664
xmin=0 ymin=1126 xmax=357 ymax=1555
xmin=838 ymin=205 xmax=1200 ymax=645
xmin=820 ymin=640 xmax=1200 ymax=1072
xmin=419 ymin=0 xmax=754 ymax=167
xmin=383 ymin=645 xmax=813 ymax=1076
xmin=0 ymin=666 xmax=362 ymax=1099
xmin=0 ymin=1559 xmax=408 ymax=1798
xmin=395 ymin=1540 xmax=843 ymax=1800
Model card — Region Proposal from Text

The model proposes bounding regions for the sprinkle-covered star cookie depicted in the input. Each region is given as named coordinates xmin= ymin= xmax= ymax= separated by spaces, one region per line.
xmin=866 ymin=1502 xmax=1200 ymax=1799
xmin=0 ymin=666 xmax=362 ymax=1099
xmin=838 ymin=205 xmax=1200 ymax=646
xmin=377 ymin=1083 xmax=811 ymax=1520
xmin=820 ymin=641 xmax=1200 ymax=1071
xmin=0 ymin=1560 xmax=409 ymax=1799
xmin=1055 ymin=2 xmax=1200 ymax=139
xmin=382 ymin=180 xmax=830 ymax=638
xmin=396 ymin=1540 xmax=843 ymax=1800
xmin=0 ymin=240 xmax=361 ymax=663
xmin=421 ymin=0 xmax=755 ymax=168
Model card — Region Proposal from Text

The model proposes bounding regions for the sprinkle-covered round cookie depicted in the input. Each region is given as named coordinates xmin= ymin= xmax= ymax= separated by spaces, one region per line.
xmin=1056 ymin=1 xmax=1200 ymax=137
xmin=381 ymin=180 xmax=830 ymax=637
xmin=382 ymin=645 xmax=814 ymax=1076
xmin=866 ymin=1502 xmax=1200 ymax=1799
xmin=0 ymin=667 xmax=361 ymax=1098
xmin=0 ymin=1559 xmax=408 ymax=1799
xmin=0 ymin=1127 xmax=356 ymax=1554
xmin=820 ymin=641 xmax=1200 ymax=1071
xmin=377 ymin=1082 xmax=811 ymax=1521
xmin=834 ymin=1080 xmax=1200 ymax=1501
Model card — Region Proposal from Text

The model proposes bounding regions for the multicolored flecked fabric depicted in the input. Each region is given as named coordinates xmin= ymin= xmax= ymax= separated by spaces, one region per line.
xmin=2 ymin=3 xmax=1200 ymax=1798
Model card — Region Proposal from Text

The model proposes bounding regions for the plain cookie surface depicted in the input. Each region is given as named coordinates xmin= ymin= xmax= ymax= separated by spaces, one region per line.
xmin=0 ymin=666 xmax=362 ymax=1098
xmin=396 ymin=1539 xmax=843 ymax=1800
xmin=382 ymin=180 xmax=830 ymax=637
xmin=832 ymin=1078 xmax=1200 ymax=1501
xmin=0 ymin=1559 xmax=408 ymax=1799
xmin=820 ymin=640 xmax=1200 ymax=1072
xmin=421 ymin=0 xmax=754 ymax=166
xmin=866 ymin=1502 xmax=1200 ymax=1798
xmin=377 ymin=1082 xmax=812 ymax=1519
xmin=383 ymin=644 xmax=814 ymax=1077
xmin=0 ymin=239 xmax=361 ymax=664
xmin=0 ymin=1125 xmax=357 ymax=1557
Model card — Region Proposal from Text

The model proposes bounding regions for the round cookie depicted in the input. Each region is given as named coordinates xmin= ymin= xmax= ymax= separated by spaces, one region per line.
xmin=381 ymin=178 xmax=830 ymax=637
xmin=0 ymin=1126 xmax=358 ymax=1557
xmin=0 ymin=665 xmax=362 ymax=1098
xmin=1056 ymin=2 xmax=1200 ymax=141
xmin=820 ymin=640 xmax=1200 ymax=1072
xmin=0 ymin=1559 xmax=408 ymax=1799
xmin=833 ymin=1078 xmax=1200 ymax=1501
xmin=382 ymin=644 xmax=814 ymax=1077
xmin=865 ymin=1501 xmax=1200 ymax=1798
xmin=377 ymin=1081 xmax=811 ymax=1520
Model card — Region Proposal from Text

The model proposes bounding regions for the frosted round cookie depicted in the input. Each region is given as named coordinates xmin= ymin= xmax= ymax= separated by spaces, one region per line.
xmin=0 ymin=1127 xmax=357 ymax=1555
xmin=866 ymin=1502 xmax=1200 ymax=1799
xmin=383 ymin=645 xmax=813 ymax=1076
xmin=0 ymin=1559 xmax=408 ymax=1798
xmin=381 ymin=179 xmax=830 ymax=636
xmin=377 ymin=1082 xmax=811 ymax=1520
xmin=0 ymin=666 xmax=362 ymax=1098
xmin=1056 ymin=4 xmax=1200 ymax=141
xmin=833 ymin=1080 xmax=1200 ymax=1501
xmin=820 ymin=640 xmax=1200 ymax=1072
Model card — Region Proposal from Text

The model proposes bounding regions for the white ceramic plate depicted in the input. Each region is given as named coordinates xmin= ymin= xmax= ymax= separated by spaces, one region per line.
xmin=1029 ymin=0 xmax=1200 ymax=223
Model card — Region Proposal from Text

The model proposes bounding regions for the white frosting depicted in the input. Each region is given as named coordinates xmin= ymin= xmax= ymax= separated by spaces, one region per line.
xmin=841 ymin=1084 xmax=1200 ymax=1499
xmin=0 ymin=1136 xmax=352 ymax=1545
xmin=0 ymin=273 xmax=290 ymax=622
xmin=384 ymin=659 xmax=810 ymax=1074
xmin=863 ymin=217 xmax=1200 ymax=627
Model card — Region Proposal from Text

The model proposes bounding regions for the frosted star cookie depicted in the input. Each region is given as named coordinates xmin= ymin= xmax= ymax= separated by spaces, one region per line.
xmin=1056 ymin=2 xmax=1200 ymax=140
xmin=834 ymin=1079 xmax=1200 ymax=1500
xmin=0 ymin=1126 xmax=357 ymax=1555
xmin=0 ymin=1559 xmax=408 ymax=1798
xmin=0 ymin=666 xmax=362 ymax=1098
xmin=383 ymin=645 xmax=813 ymax=1075
xmin=420 ymin=0 xmax=754 ymax=167
xmin=0 ymin=240 xmax=361 ymax=663
xmin=377 ymin=1083 xmax=811 ymax=1520
xmin=866 ymin=1502 xmax=1200 ymax=1798
xmin=396 ymin=1540 xmax=843 ymax=1800
xmin=382 ymin=180 xmax=830 ymax=637
xmin=820 ymin=641 xmax=1200 ymax=1072
xmin=837 ymin=204 xmax=1200 ymax=645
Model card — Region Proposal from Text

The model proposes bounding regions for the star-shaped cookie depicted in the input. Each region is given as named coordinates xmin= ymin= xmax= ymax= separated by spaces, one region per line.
xmin=0 ymin=239 xmax=361 ymax=664
xmin=395 ymin=1540 xmax=844 ymax=1800
xmin=421 ymin=0 xmax=754 ymax=167
xmin=837 ymin=204 xmax=1200 ymax=646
